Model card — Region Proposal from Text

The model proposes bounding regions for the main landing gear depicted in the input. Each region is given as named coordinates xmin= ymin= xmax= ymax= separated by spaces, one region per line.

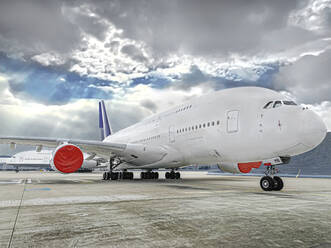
xmin=103 ymin=171 xmax=134 ymax=180
xmin=140 ymin=171 xmax=159 ymax=179
xmin=260 ymin=165 xmax=284 ymax=191
xmin=103 ymin=170 xmax=182 ymax=180
xmin=165 ymin=170 xmax=181 ymax=179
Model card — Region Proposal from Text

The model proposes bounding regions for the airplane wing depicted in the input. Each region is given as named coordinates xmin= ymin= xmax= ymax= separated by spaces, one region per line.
xmin=0 ymin=136 xmax=168 ymax=166
xmin=0 ymin=136 xmax=125 ymax=156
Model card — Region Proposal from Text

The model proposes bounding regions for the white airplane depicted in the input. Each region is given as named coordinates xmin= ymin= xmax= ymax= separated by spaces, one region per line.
xmin=0 ymin=87 xmax=327 ymax=191
xmin=0 ymin=149 xmax=107 ymax=172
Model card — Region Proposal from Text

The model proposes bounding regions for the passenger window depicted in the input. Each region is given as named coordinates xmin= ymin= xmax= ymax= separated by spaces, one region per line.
xmin=217 ymin=120 xmax=220 ymax=125
xmin=273 ymin=101 xmax=282 ymax=108
xmin=195 ymin=125 xmax=198 ymax=129
xmin=211 ymin=121 xmax=215 ymax=126
xmin=203 ymin=123 xmax=206 ymax=128
xmin=263 ymin=101 xmax=273 ymax=109
xmin=199 ymin=124 xmax=202 ymax=128
xmin=207 ymin=122 xmax=210 ymax=127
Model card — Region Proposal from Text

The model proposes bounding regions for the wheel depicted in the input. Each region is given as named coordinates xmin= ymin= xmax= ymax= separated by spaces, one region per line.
xmin=175 ymin=172 xmax=180 ymax=179
xmin=130 ymin=172 xmax=134 ymax=180
xmin=111 ymin=172 xmax=119 ymax=180
xmin=260 ymin=176 xmax=274 ymax=191
xmin=123 ymin=172 xmax=129 ymax=180
xmin=155 ymin=172 xmax=159 ymax=179
xmin=273 ymin=176 xmax=284 ymax=191
xmin=106 ymin=172 xmax=111 ymax=180
xmin=140 ymin=172 xmax=144 ymax=179
xmin=103 ymin=172 xmax=107 ymax=180
xmin=170 ymin=172 xmax=176 ymax=179
xmin=165 ymin=172 xmax=170 ymax=179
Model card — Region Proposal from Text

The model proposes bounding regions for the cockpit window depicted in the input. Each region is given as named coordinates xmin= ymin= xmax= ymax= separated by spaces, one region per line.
xmin=273 ymin=101 xmax=282 ymax=108
xmin=283 ymin=101 xmax=297 ymax=106
xmin=263 ymin=101 xmax=273 ymax=109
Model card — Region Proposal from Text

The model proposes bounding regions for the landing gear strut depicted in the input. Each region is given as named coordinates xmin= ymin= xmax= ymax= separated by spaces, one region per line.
xmin=103 ymin=157 xmax=134 ymax=181
xmin=260 ymin=165 xmax=283 ymax=191
xmin=165 ymin=170 xmax=180 ymax=179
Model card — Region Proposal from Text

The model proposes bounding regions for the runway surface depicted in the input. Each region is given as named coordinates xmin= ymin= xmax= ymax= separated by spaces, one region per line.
xmin=0 ymin=171 xmax=331 ymax=248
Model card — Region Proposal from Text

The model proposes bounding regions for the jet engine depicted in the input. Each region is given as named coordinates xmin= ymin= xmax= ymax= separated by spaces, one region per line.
xmin=51 ymin=144 xmax=84 ymax=173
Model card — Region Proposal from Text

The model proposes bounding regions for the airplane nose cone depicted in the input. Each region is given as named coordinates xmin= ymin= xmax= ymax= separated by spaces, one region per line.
xmin=300 ymin=110 xmax=327 ymax=148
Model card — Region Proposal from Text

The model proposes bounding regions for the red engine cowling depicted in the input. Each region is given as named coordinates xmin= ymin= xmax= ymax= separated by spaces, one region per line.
xmin=51 ymin=144 xmax=84 ymax=173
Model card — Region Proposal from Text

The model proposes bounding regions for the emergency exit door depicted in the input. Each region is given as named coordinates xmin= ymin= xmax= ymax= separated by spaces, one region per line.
xmin=227 ymin=110 xmax=239 ymax=133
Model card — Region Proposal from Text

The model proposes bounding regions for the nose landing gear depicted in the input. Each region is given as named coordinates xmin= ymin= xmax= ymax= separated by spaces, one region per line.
xmin=260 ymin=166 xmax=284 ymax=191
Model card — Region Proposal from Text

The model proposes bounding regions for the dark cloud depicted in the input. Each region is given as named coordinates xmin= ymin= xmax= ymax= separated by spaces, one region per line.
xmin=0 ymin=0 xmax=82 ymax=56
xmin=170 ymin=64 xmax=279 ymax=91
xmin=273 ymin=49 xmax=331 ymax=104
xmin=121 ymin=44 xmax=147 ymax=62
xmin=80 ymin=0 xmax=312 ymax=57
xmin=65 ymin=7 xmax=109 ymax=41
xmin=140 ymin=99 xmax=158 ymax=113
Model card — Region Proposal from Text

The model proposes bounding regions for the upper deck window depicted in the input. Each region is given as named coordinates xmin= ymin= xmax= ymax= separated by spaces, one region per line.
xmin=273 ymin=101 xmax=282 ymax=108
xmin=263 ymin=101 xmax=273 ymax=109
xmin=283 ymin=101 xmax=297 ymax=106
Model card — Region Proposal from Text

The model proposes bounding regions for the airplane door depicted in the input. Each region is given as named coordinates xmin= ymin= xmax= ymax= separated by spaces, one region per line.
xmin=227 ymin=110 xmax=239 ymax=133
xmin=169 ymin=125 xmax=175 ymax=143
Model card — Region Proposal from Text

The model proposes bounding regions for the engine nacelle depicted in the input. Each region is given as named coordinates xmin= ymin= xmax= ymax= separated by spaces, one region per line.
xmin=217 ymin=162 xmax=240 ymax=174
xmin=51 ymin=144 xmax=84 ymax=173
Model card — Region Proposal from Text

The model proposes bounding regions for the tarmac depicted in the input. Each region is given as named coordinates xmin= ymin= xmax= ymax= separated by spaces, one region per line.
xmin=0 ymin=171 xmax=331 ymax=248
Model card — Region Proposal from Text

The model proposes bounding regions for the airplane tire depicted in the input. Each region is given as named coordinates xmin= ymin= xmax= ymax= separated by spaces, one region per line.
xmin=170 ymin=172 xmax=176 ymax=179
xmin=273 ymin=176 xmax=284 ymax=191
xmin=155 ymin=172 xmax=159 ymax=179
xmin=111 ymin=172 xmax=118 ymax=180
xmin=175 ymin=172 xmax=180 ymax=179
xmin=260 ymin=176 xmax=274 ymax=191
xmin=124 ymin=172 xmax=133 ymax=180
xmin=106 ymin=172 xmax=111 ymax=180
xmin=103 ymin=172 xmax=107 ymax=180
xmin=165 ymin=172 xmax=170 ymax=179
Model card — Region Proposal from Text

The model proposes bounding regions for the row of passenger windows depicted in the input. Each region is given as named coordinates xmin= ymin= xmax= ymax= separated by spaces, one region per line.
xmin=177 ymin=120 xmax=220 ymax=133
xmin=263 ymin=100 xmax=297 ymax=109
xmin=175 ymin=105 xmax=192 ymax=113
xmin=135 ymin=134 xmax=161 ymax=143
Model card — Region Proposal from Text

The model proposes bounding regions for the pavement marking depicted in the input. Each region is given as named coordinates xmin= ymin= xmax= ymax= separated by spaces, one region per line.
xmin=7 ymin=178 xmax=26 ymax=248
xmin=24 ymin=187 xmax=51 ymax=191
xmin=0 ymin=180 xmax=22 ymax=184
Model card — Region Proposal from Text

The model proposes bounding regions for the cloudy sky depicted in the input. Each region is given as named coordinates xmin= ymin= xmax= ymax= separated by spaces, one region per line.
xmin=0 ymin=0 xmax=331 ymax=154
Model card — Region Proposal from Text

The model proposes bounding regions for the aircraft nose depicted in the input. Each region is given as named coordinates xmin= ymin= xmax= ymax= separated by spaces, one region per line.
xmin=300 ymin=109 xmax=327 ymax=148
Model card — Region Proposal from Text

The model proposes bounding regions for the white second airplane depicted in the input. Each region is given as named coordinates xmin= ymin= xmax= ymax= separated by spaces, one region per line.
xmin=0 ymin=150 xmax=107 ymax=172
xmin=0 ymin=87 xmax=327 ymax=191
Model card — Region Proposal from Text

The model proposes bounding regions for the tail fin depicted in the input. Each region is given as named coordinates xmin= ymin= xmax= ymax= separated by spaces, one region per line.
xmin=98 ymin=100 xmax=112 ymax=141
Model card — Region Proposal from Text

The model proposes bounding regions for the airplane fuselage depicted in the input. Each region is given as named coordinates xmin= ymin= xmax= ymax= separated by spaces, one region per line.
xmin=104 ymin=87 xmax=327 ymax=171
